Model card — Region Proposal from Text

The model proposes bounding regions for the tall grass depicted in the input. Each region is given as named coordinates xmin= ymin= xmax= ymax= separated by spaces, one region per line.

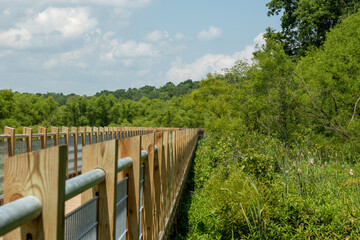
xmin=185 ymin=135 xmax=360 ymax=239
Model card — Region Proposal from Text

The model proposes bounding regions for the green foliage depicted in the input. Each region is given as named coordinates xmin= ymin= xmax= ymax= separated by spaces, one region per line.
xmin=94 ymin=79 xmax=200 ymax=101
xmin=266 ymin=0 xmax=360 ymax=56
xmin=0 ymin=79 xmax=203 ymax=129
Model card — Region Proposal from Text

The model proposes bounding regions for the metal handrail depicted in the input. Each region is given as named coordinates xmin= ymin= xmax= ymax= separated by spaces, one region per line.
xmin=32 ymin=133 xmax=44 ymax=137
xmin=0 ymin=135 xmax=10 ymax=139
xmin=65 ymin=169 xmax=106 ymax=201
xmin=0 ymin=196 xmax=42 ymax=236
xmin=117 ymin=157 xmax=133 ymax=173
xmin=141 ymin=150 xmax=148 ymax=161
xmin=14 ymin=134 xmax=29 ymax=138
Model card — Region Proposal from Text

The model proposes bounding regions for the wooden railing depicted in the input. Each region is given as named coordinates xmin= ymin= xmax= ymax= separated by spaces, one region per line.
xmin=0 ymin=126 xmax=200 ymax=239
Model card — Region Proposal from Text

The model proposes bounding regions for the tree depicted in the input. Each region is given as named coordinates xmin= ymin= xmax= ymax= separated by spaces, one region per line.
xmin=266 ymin=0 xmax=360 ymax=56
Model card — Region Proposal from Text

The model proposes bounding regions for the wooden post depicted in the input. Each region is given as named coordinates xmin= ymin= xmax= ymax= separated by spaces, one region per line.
xmin=4 ymin=127 xmax=15 ymax=157
xmin=86 ymin=127 xmax=93 ymax=145
xmin=141 ymin=133 xmax=156 ymax=240
xmin=99 ymin=127 xmax=104 ymax=142
xmin=4 ymin=145 xmax=67 ymax=239
xmin=51 ymin=126 xmax=59 ymax=146
xmin=71 ymin=127 xmax=78 ymax=176
xmin=93 ymin=127 xmax=99 ymax=143
xmin=23 ymin=127 xmax=32 ymax=152
xmin=104 ymin=127 xmax=109 ymax=140
xmin=38 ymin=126 xmax=47 ymax=149
xmin=155 ymin=132 xmax=165 ymax=236
xmin=118 ymin=136 xmax=141 ymax=240
xmin=79 ymin=127 xmax=86 ymax=147
xmin=162 ymin=131 xmax=170 ymax=220
xmin=62 ymin=126 xmax=69 ymax=178
xmin=81 ymin=139 xmax=118 ymax=240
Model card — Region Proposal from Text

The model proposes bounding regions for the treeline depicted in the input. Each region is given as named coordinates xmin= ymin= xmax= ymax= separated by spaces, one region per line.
xmin=35 ymin=79 xmax=199 ymax=106
xmin=0 ymin=79 xmax=203 ymax=131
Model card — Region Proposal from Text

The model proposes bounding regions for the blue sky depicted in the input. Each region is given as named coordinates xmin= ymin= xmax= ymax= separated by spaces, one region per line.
xmin=0 ymin=0 xmax=280 ymax=95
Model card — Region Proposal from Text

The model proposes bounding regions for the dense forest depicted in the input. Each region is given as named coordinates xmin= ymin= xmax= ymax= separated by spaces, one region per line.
xmin=2 ymin=0 xmax=360 ymax=238
xmin=0 ymin=79 xmax=202 ymax=131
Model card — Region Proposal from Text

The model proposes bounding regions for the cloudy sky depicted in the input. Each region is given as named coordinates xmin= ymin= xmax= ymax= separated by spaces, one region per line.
xmin=0 ymin=0 xmax=280 ymax=95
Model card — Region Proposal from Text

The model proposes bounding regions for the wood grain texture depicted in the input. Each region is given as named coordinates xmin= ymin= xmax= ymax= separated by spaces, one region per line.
xmin=4 ymin=145 xmax=67 ymax=240
xmin=141 ymin=133 xmax=156 ymax=240
xmin=162 ymin=131 xmax=170 ymax=220
xmin=81 ymin=139 xmax=118 ymax=240
xmin=118 ymin=136 xmax=141 ymax=240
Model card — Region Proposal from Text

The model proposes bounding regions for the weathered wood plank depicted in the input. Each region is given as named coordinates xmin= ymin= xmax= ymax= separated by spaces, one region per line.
xmin=4 ymin=145 xmax=67 ymax=239
xmin=118 ymin=136 xmax=141 ymax=240
xmin=81 ymin=139 xmax=118 ymax=240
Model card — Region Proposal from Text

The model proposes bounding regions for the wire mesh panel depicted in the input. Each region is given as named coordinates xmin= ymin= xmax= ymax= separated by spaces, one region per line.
xmin=15 ymin=140 xmax=27 ymax=155
xmin=32 ymin=138 xmax=42 ymax=151
xmin=77 ymin=135 xmax=82 ymax=172
xmin=98 ymin=133 xmax=103 ymax=143
xmin=104 ymin=132 xmax=108 ymax=141
xmin=108 ymin=132 xmax=112 ymax=140
xmin=116 ymin=177 xmax=128 ymax=240
xmin=85 ymin=134 xmax=90 ymax=146
xmin=47 ymin=137 xmax=55 ymax=148
xmin=139 ymin=164 xmax=144 ymax=240
xmin=68 ymin=135 xmax=75 ymax=173
xmin=0 ymin=141 xmax=8 ymax=197
xmin=92 ymin=134 xmax=97 ymax=144
xmin=59 ymin=136 xmax=66 ymax=146
xmin=65 ymin=196 xmax=99 ymax=240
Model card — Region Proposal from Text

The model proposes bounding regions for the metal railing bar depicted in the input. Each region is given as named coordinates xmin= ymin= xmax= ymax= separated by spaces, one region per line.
xmin=32 ymin=133 xmax=44 ymax=137
xmin=0 ymin=196 xmax=42 ymax=236
xmin=65 ymin=169 xmax=105 ymax=201
xmin=59 ymin=132 xmax=66 ymax=135
xmin=14 ymin=134 xmax=29 ymax=138
xmin=119 ymin=230 xmax=127 ymax=240
xmin=141 ymin=150 xmax=148 ymax=161
xmin=0 ymin=135 xmax=10 ymax=139
xmin=117 ymin=157 xmax=133 ymax=173
xmin=117 ymin=176 xmax=129 ymax=185
xmin=47 ymin=133 xmax=56 ymax=136
xmin=74 ymin=222 xmax=98 ymax=240
xmin=116 ymin=195 xmax=128 ymax=207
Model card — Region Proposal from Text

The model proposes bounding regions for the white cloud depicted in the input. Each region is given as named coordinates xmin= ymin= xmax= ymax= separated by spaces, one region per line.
xmin=197 ymin=26 xmax=222 ymax=41
xmin=233 ymin=33 xmax=265 ymax=60
xmin=174 ymin=32 xmax=184 ymax=40
xmin=166 ymin=33 xmax=265 ymax=83
xmin=43 ymin=46 xmax=93 ymax=69
xmin=0 ymin=7 xmax=97 ymax=49
xmin=0 ymin=28 xmax=32 ymax=49
xmin=2 ymin=8 xmax=11 ymax=17
xmin=145 ymin=30 xmax=169 ymax=42
xmin=101 ymin=40 xmax=158 ymax=59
